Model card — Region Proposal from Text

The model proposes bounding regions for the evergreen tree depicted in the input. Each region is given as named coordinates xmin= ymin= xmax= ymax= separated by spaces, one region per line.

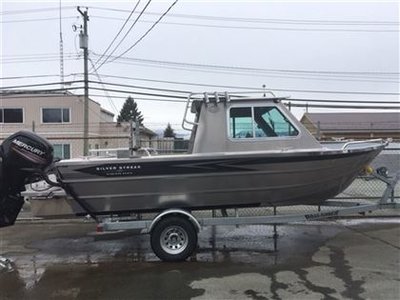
xmin=117 ymin=96 xmax=144 ymax=124
xmin=163 ymin=123 xmax=176 ymax=138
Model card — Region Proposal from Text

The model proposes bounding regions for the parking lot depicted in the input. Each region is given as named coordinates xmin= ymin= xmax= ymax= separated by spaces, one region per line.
xmin=0 ymin=216 xmax=399 ymax=300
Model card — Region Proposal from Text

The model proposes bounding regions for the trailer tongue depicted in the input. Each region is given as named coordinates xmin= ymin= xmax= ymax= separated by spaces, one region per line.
xmin=0 ymin=131 xmax=53 ymax=228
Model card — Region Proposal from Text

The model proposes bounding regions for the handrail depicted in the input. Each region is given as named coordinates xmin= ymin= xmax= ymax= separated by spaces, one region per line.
xmin=341 ymin=139 xmax=386 ymax=150
xmin=182 ymin=93 xmax=199 ymax=131
xmin=181 ymin=90 xmax=285 ymax=131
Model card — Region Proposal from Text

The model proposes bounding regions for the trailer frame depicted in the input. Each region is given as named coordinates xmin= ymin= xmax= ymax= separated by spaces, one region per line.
xmin=95 ymin=172 xmax=399 ymax=261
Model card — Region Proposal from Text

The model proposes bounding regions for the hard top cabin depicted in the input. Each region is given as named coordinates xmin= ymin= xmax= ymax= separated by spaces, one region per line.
xmin=183 ymin=92 xmax=323 ymax=154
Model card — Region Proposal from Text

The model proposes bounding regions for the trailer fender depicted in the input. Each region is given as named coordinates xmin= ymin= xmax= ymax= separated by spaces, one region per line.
xmin=149 ymin=209 xmax=201 ymax=233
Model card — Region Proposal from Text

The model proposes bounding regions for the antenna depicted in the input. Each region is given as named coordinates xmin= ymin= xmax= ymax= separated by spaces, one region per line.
xmin=59 ymin=0 xmax=64 ymax=87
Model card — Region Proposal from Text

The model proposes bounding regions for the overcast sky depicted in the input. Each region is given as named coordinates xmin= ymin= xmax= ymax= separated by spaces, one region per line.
xmin=1 ymin=0 xmax=399 ymax=133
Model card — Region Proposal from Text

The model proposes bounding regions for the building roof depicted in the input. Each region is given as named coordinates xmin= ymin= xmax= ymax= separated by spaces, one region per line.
xmin=302 ymin=112 xmax=400 ymax=132
xmin=100 ymin=108 xmax=115 ymax=117
xmin=0 ymin=90 xmax=105 ymax=108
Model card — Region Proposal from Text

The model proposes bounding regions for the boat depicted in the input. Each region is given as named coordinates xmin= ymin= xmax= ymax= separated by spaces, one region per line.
xmin=0 ymin=92 xmax=387 ymax=226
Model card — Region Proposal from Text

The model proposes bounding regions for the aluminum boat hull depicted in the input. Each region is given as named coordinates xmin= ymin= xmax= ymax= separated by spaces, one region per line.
xmin=55 ymin=145 xmax=383 ymax=216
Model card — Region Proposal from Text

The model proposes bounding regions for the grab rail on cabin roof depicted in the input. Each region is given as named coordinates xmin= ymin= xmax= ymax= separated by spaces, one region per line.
xmin=341 ymin=138 xmax=388 ymax=150
xmin=182 ymin=92 xmax=232 ymax=131
xmin=181 ymin=90 xmax=282 ymax=131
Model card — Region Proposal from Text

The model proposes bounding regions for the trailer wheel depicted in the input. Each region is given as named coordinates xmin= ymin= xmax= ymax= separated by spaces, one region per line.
xmin=150 ymin=216 xmax=197 ymax=262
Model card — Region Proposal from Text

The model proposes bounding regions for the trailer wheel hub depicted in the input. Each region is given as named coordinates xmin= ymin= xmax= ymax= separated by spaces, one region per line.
xmin=160 ymin=225 xmax=188 ymax=254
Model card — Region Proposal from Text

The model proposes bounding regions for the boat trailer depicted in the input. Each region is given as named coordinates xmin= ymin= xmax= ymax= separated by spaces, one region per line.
xmin=96 ymin=172 xmax=399 ymax=262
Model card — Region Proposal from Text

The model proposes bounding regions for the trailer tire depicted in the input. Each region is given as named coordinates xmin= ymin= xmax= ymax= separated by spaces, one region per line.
xmin=150 ymin=216 xmax=197 ymax=262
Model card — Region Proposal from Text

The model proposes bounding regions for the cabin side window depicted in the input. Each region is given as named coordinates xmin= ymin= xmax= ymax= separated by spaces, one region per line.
xmin=229 ymin=107 xmax=253 ymax=138
xmin=229 ymin=106 xmax=299 ymax=139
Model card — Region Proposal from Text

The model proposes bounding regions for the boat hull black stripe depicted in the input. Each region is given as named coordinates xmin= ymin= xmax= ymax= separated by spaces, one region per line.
xmin=74 ymin=150 xmax=373 ymax=178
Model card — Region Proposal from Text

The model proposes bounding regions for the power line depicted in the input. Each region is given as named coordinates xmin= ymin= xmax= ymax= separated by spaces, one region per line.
xmin=0 ymin=81 xmax=83 ymax=90
xmin=1 ymin=53 xmax=79 ymax=62
xmin=1 ymin=52 xmax=75 ymax=58
xmin=103 ymin=0 xmax=179 ymax=67
xmin=94 ymin=0 xmax=152 ymax=71
xmin=91 ymin=15 xmax=399 ymax=33
xmin=95 ymin=73 xmax=400 ymax=93
xmin=0 ymin=73 xmax=82 ymax=80
xmin=0 ymin=87 xmax=83 ymax=94
xmin=0 ymin=6 xmax=75 ymax=15
xmin=92 ymin=0 xmax=142 ymax=68
xmin=96 ymin=58 xmax=399 ymax=84
xmin=1 ymin=72 xmax=398 ymax=98
xmin=88 ymin=93 xmax=400 ymax=105
xmin=289 ymin=98 xmax=399 ymax=105
xmin=0 ymin=56 xmax=80 ymax=65
xmin=88 ymin=86 xmax=187 ymax=99
xmin=88 ymin=6 xmax=399 ymax=26
xmin=90 ymin=73 xmax=400 ymax=96
xmin=1 ymin=86 xmax=399 ymax=108
xmin=88 ymin=58 xmax=119 ymax=114
xmin=1 ymin=16 xmax=77 ymax=23
xmin=289 ymin=103 xmax=399 ymax=110
xmin=89 ymin=80 xmax=190 ymax=94
xmin=269 ymin=88 xmax=400 ymax=96
xmin=4 ymin=13 xmax=397 ymax=32
xmin=90 ymin=53 xmax=398 ymax=78
xmin=92 ymin=76 xmax=399 ymax=96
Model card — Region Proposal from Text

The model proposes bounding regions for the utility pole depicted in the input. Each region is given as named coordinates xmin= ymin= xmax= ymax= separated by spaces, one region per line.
xmin=77 ymin=7 xmax=89 ymax=156
xmin=129 ymin=113 xmax=140 ymax=157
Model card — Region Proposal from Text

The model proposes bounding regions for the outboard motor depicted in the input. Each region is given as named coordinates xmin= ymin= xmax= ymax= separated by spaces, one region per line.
xmin=0 ymin=131 xmax=53 ymax=228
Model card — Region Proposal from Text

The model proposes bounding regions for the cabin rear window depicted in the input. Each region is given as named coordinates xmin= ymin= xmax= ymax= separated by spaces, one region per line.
xmin=229 ymin=106 xmax=299 ymax=139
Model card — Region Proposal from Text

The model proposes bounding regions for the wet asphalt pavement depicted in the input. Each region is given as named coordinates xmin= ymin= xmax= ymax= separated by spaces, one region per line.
xmin=0 ymin=218 xmax=399 ymax=300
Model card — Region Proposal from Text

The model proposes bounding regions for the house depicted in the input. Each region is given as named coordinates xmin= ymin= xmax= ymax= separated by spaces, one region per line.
xmin=300 ymin=112 xmax=400 ymax=141
xmin=0 ymin=90 xmax=157 ymax=158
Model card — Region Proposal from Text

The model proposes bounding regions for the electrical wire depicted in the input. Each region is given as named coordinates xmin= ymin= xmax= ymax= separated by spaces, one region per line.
xmin=1 ymin=16 xmax=77 ymax=23
xmin=89 ymin=80 xmax=190 ymax=94
xmin=94 ymin=73 xmax=400 ymax=93
xmin=102 ymin=59 xmax=400 ymax=84
xmin=0 ymin=6 xmax=75 ymax=15
xmin=88 ymin=86 xmax=187 ymax=99
xmin=288 ymin=103 xmax=399 ymax=110
xmin=289 ymin=98 xmax=399 ymax=105
xmin=85 ymin=83 xmax=400 ymax=97
xmin=92 ymin=0 xmax=142 ymax=68
xmin=0 ymin=73 xmax=82 ymax=80
xmin=91 ymin=15 xmax=399 ymax=33
xmin=86 ymin=93 xmax=400 ymax=107
xmin=92 ymin=73 xmax=400 ymax=99
xmin=1 ymin=88 xmax=399 ymax=109
xmin=0 ymin=57 xmax=80 ymax=65
xmin=91 ymin=53 xmax=398 ymax=77
xmin=93 ymin=0 xmax=152 ymax=71
xmin=103 ymin=0 xmax=179 ymax=67
xmin=0 ymin=87 xmax=83 ymax=94
xmin=1 ymin=54 xmax=79 ymax=64
xmin=88 ymin=58 xmax=119 ymax=113
xmin=0 ymin=81 xmax=83 ymax=90
xmin=88 ymin=6 xmax=399 ymax=26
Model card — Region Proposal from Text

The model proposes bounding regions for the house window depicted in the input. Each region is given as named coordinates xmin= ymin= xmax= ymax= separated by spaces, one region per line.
xmin=229 ymin=106 xmax=299 ymax=139
xmin=53 ymin=144 xmax=71 ymax=159
xmin=0 ymin=108 xmax=23 ymax=123
xmin=42 ymin=108 xmax=70 ymax=123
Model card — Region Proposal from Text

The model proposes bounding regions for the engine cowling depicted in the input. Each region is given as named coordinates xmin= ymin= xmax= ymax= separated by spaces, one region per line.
xmin=0 ymin=131 xmax=53 ymax=227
